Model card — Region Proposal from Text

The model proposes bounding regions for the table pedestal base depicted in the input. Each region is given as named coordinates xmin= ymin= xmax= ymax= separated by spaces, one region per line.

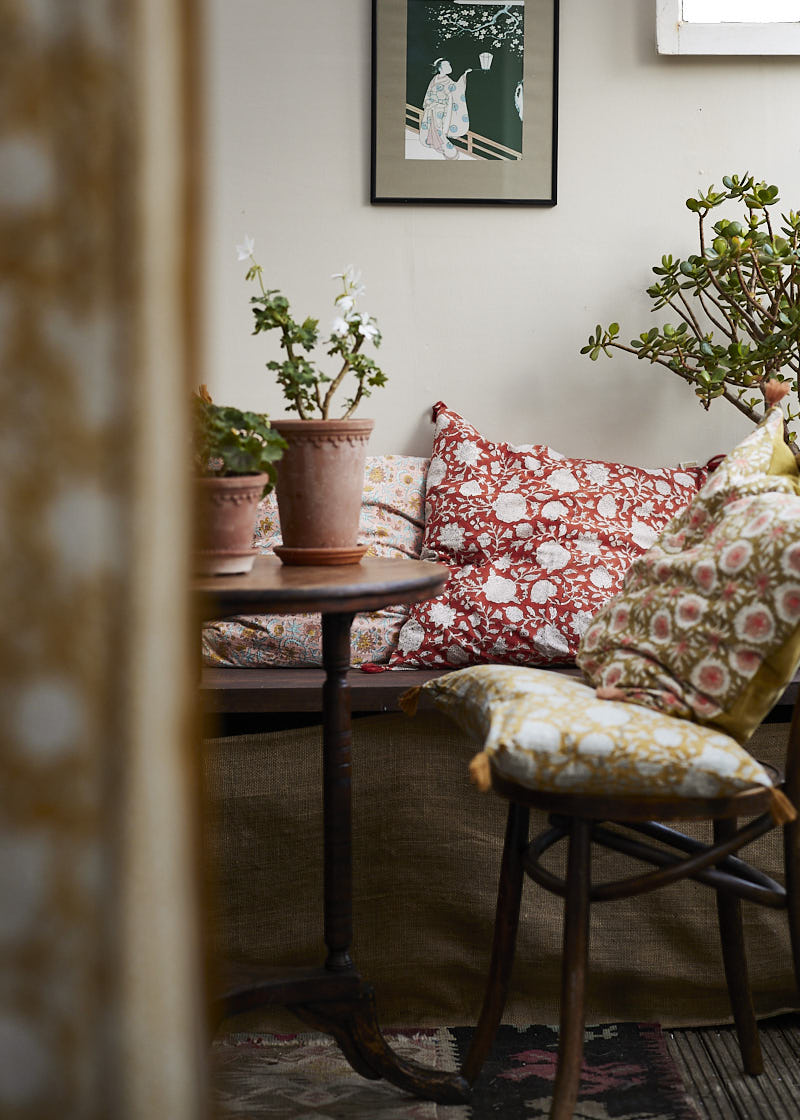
xmin=292 ymin=987 xmax=470 ymax=1103
xmin=213 ymin=963 xmax=469 ymax=1103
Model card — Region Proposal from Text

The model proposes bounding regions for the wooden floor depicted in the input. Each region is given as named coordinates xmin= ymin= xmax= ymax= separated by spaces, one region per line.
xmin=667 ymin=1014 xmax=800 ymax=1119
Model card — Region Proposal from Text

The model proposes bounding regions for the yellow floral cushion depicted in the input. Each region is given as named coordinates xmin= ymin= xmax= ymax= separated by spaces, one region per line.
xmin=577 ymin=407 xmax=800 ymax=743
xmin=402 ymin=664 xmax=777 ymax=803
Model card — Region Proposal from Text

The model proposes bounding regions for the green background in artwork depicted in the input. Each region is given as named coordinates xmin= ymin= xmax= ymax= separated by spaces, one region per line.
xmin=406 ymin=0 xmax=524 ymax=155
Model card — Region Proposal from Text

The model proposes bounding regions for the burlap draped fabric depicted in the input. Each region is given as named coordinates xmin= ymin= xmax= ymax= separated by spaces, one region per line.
xmin=204 ymin=711 xmax=796 ymax=1034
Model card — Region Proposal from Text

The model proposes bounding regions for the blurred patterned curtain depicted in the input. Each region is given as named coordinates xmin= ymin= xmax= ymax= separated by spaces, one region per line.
xmin=0 ymin=0 xmax=206 ymax=1117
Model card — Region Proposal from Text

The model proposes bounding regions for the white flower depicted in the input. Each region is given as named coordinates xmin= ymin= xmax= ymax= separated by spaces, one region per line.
xmin=332 ymin=265 xmax=365 ymax=296
xmin=330 ymin=316 xmax=350 ymax=337
xmin=585 ymin=462 xmax=610 ymax=486
xmin=484 ymin=574 xmax=517 ymax=603
xmin=438 ymin=522 xmax=465 ymax=550
xmin=549 ymin=468 xmax=579 ymax=493
xmin=398 ymin=618 xmax=425 ymax=652
xmin=589 ymin=565 xmax=613 ymax=589
xmin=426 ymin=457 xmax=447 ymax=489
xmin=494 ymin=492 xmax=527 ymax=522
xmin=236 ymin=234 xmax=255 ymax=261
xmin=429 ymin=601 xmax=457 ymax=628
xmin=359 ymin=320 xmax=380 ymax=343
xmin=455 ymin=440 xmax=481 ymax=466
xmin=336 ymin=294 xmax=356 ymax=313
xmin=570 ymin=610 xmax=594 ymax=636
xmin=631 ymin=521 xmax=657 ymax=550
xmin=541 ymin=500 xmax=568 ymax=520
xmin=575 ymin=534 xmax=601 ymax=556
xmin=529 ymin=579 xmax=557 ymax=604
xmin=536 ymin=541 xmax=570 ymax=571
xmin=533 ymin=624 xmax=570 ymax=658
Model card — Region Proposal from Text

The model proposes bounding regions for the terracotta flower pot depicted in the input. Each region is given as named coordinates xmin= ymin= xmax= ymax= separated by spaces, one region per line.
xmin=195 ymin=473 xmax=270 ymax=575
xmin=270 ymin=417 xmax=374 ymax=565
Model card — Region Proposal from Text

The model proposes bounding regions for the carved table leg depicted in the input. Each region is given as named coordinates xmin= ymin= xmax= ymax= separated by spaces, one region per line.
xmin=290 ymin=611 xmax=469 ymax=1104
xmin=320 ymin=610 xmax=357 ymax=973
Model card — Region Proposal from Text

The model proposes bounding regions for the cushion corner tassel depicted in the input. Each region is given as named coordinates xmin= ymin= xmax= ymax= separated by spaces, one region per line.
xmin=398 ymin=685 xmax=421 ymax=716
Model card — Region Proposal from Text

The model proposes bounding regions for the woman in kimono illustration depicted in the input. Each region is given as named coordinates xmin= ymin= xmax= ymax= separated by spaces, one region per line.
xmin=419 ymin=58 xmax=472 ymax=159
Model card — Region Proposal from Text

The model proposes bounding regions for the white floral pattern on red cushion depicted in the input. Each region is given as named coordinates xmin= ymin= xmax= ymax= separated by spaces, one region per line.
xmin=389 ymin=404 xmax=705 ymax=670
xmin=202 ymin=455 xmax=429 ymax=667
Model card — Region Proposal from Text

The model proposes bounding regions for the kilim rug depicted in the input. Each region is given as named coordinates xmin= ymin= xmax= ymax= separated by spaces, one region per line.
xmin=211 ymin=1022 xmax=701 ymax=1119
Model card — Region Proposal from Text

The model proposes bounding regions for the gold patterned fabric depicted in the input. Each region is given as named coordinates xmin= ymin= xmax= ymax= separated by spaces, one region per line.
xmin=578 ymin=407 xmax=800 ymax=743
xmin=1 ymin=2 xmax=205 ymax=1117
xmin=404 ymin=665 xmax=775 ymax=802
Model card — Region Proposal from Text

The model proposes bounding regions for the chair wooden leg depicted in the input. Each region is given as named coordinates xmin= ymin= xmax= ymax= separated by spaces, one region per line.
xmin=713 ymin=818 xmax=763 ymax=1075
xmin=551 ymin=817 xmax=592 ymax=1120
xmin=461 ymin=801 xmax=530 ymax=1085
xmin=784 ymin=816 xmax=800 ymax=995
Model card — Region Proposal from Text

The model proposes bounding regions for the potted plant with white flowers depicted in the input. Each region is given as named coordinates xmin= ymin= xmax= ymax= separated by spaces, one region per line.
xmin=238 ymin=235 xmax=388 ymax=564
xmin=193 ymin=384 xmax=286 ymax=575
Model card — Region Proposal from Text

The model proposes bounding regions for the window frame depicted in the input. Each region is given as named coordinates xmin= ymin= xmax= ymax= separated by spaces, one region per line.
xmin=656 ymin=0 xmax=800 ymax=54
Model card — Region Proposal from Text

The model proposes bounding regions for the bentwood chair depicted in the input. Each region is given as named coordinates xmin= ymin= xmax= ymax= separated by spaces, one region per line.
xmin=400 ymin=658 xmax=800 ymax=1119
xmin=456 ymin=694 xmax=800 ymax=1120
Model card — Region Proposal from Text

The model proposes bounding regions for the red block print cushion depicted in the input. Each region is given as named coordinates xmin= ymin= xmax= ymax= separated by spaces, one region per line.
xmin=389 ymin=404 xmax=706 ymax=670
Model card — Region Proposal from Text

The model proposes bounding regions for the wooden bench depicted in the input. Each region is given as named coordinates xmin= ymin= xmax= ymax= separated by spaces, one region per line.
xmin=200 ymin=664 xmax=799 ymax=719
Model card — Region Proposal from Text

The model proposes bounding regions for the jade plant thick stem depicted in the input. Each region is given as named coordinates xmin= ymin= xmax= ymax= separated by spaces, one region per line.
xmin=238 ymin=237 xmax=387 ymax=420
xmin=582 ymin=174 xmax=800 ymax=452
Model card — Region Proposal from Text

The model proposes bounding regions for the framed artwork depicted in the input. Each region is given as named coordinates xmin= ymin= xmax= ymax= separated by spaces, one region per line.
xmin=371 ymin=0 xmax=559 ymax=206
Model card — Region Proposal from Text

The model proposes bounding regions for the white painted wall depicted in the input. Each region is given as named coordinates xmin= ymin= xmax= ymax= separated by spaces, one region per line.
xmin=202 ymin=0 xmax=800 ymax=466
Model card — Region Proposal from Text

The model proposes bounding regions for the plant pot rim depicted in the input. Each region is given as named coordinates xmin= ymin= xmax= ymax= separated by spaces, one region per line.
xmin=196 ymin=472 xmax=271 ymax=485
xmin=271 ymin=417 xmax=374 ymax=433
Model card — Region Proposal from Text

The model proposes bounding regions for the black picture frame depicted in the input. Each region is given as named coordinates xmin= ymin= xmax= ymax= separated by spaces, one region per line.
xmin=371 ymin=0 xmax=558 ymax=206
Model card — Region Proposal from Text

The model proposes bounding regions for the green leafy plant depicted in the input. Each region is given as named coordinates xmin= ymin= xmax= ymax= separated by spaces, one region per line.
xmin=582 ymin=174 xmax=800 ymax=451
xmin=193 ymin=385 xmax=286 ymax=495
xmin=237 ymin=236 xmax=387 ymax=420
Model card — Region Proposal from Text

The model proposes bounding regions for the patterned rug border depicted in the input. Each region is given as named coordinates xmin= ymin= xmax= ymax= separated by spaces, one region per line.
xmin=211 ymin=1022 xmax=700 ymax=1119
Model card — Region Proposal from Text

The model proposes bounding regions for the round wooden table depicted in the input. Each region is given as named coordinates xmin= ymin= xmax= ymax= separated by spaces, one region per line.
xmin=195 ymin=556 xmax=468 ymax=1103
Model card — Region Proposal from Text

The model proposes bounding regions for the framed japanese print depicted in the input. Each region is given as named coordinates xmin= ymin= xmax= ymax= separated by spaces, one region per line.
xmin=371 ymin=0 xmax=558 ymax=206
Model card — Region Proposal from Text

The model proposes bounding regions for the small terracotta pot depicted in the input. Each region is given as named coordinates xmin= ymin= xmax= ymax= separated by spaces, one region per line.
xmin=195 ymin=473 xmax=269 ymax=575
xmin=270 ymin=417 xmax=373 ymax=565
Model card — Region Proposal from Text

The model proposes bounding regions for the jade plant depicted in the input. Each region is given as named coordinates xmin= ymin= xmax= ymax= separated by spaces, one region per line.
xmin=237 ymin=236 xmax=387 ymax=420
xmin=193 ymin=384 xmax=286 ymax=496
xmin=582 ymin=174 xmax=800 ymax=452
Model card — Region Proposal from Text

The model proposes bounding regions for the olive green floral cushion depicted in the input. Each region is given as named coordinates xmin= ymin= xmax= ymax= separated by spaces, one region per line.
xmin=405 ymin=665 xmax=773 ymax=800
xmin=577 ymin=407 xmax=800 ymax=743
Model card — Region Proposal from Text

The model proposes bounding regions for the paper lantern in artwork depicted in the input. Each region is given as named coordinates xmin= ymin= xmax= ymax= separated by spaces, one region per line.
xmin=479 ymin=51 xmax=493 ymax=70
